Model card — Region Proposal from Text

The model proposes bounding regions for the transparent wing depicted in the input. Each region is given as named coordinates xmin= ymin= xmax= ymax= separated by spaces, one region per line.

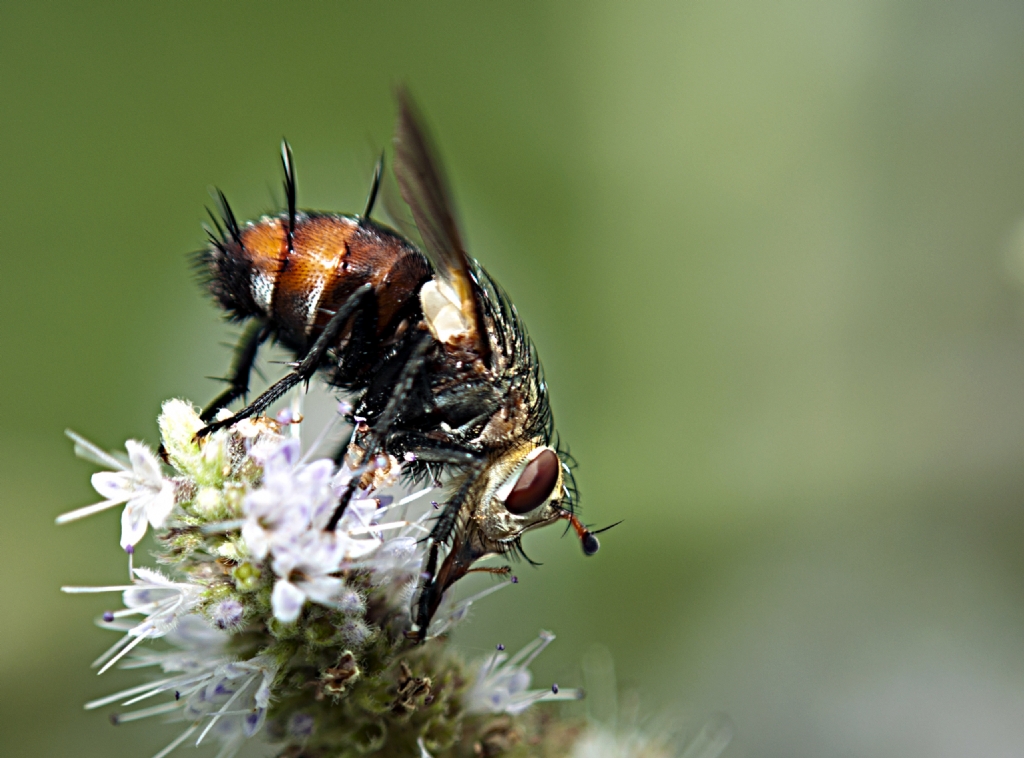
xmin=392 ymin=89 xmax=489 ymax=363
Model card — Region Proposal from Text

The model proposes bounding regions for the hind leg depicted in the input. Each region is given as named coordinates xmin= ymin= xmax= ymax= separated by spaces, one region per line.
xmin=197 ymin=284 xmax=374 ymax=438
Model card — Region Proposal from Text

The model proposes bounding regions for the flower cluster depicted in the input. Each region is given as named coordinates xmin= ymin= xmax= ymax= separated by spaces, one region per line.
xmin=59 ymin=399 xmax=583 ymax=758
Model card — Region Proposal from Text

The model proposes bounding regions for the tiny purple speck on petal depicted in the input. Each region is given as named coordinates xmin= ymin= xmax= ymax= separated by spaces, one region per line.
xmin=551 ymin=683 xmax=559 ymax=694
xmin=511 ymin=576 xmax=518 ymax=584
xmin=431 ymin=500 xmax=439 ymax=510
xmin=124 ymin=544 xmax=134 ymax=554
xmin=496 ymin=643 xmax=505 ymax=651
xmin=102 ymin=611 xmax=114 ymax=622
xmin=276 ymin=408 xmax=293 ymax=425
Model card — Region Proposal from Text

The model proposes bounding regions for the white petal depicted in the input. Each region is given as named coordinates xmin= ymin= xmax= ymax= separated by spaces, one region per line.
xmin=243 ymin=489 xmax=280 ymax=517
xmin=338 ymin=534 xmax=382 ymax=560
xmin=270 ymin=547 xmax=301 ymax=579
xmin=125 ymin=440 xmax=163 ymax=487
xmin=241 ymin=522 xmax=270 ymax=560
xmin=301 ymin=459 xmax=334 ymax=487
xmin=146 ymin=482 xmax=176 ymax=528
xmin=91 ymin=471 xmax=133 ymax=502
xmin=271 ymin=580 xmax=306 ymax=623
xmin=243 ymin=707 xmax=267 ymax=738
xmin=120 ymin=500 xmax=149 ymax=549
xmin=505 ymin=670 xmax=531 ymax=695
xmin=254 ymin=670 xmax=275 ymax=708
xmin=297 ymin=576 xmax=344 ymax=605
xmin=345 ymin=498 xmax=378 ymax=528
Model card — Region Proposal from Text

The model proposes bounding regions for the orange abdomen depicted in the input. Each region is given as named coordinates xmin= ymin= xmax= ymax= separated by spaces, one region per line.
xmin=236 ymin=214 xmax=431 ymax=350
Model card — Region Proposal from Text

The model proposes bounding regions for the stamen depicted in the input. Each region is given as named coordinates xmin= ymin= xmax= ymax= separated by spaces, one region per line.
xmin=200 ymin=519 xmax=246 ymax=534
xmin=65 ymin=430 xmax=128 ymax=471
xmin=196 ymin=674 xmax=257 ymax=746
xmin=345 ymin=520 xmax=428 ymax=536
xmin=429 ymin=581 xmax=513 ymax=637
xmin=298 ymin=403 xmax=347 ymax=465
xmin=97 ymin=630 xmax=154 ymax=675
xmin=85 ymin=678 xmax=176 ymax=710
xmin=55 ymin=499 xmax=120 ymax=524
xmin=397 ymin=487 xmax=433 ymax=507
xmin=151 ymin=725 xmax=199 ymax=758
xmin=90 ymin=632 xmax=135 ymax=669
xmin=111 ymin=700 xmax=181 ymax=723
xmin=288 ymin=392 xmax=303 ymax=441
xmin=62 ymin=584 xmax=136 ymax=594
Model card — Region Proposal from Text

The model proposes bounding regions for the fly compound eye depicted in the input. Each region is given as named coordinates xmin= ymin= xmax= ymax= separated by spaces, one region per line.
xmin=503 ymin=449 xmax=560 ymax=515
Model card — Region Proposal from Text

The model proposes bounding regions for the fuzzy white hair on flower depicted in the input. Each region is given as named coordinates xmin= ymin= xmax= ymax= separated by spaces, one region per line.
xmin=56 ymin=432 xmax=175 ymax=549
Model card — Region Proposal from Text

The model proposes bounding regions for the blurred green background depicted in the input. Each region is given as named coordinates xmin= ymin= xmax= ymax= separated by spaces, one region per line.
xmin=5 ymin=1 xmax=1024 ymax=756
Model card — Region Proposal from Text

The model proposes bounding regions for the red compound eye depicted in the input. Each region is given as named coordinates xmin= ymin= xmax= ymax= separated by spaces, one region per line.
xmin=505 ymin=449 xmax=560 ymax=515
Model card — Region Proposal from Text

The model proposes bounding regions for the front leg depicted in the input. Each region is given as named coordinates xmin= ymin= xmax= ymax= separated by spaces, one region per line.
xmin=411 ymin=462 xmax=485 ymax=641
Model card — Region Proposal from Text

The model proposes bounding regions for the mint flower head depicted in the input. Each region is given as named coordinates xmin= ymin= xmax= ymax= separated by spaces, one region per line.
xmin=58 ymin=397 xmax=732 ymax=757
xmin=58 ymin=398 xmax=588 ymax=758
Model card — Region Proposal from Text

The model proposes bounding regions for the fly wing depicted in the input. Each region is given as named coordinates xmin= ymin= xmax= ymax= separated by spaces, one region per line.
xmin=393 ymin=89 xmax=490 ymax=363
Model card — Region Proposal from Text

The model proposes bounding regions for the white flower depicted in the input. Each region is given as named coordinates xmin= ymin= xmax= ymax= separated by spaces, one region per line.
xmin=83 ymin=615 xmax=282 ymax=758
xmin=241 ymin=440 xmax=346 ymax=558
xmin=269 ymin=529 xmax=349 ymax=623
xmin=62 ymin=567 xmax=202 ymax=674
xmin=57 ymin=435 xmax=175 ymax=549
xmin=236 ymin=432 xmax=419 ymax=624
xmin=466 ymin=631 xmax=583 ymax=715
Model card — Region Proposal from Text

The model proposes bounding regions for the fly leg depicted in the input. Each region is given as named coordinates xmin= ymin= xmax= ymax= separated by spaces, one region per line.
xmin=410 ymin=463 xmax=485 ymax=641
xmin=196 ymin=283 xmax=374 ymax=438
xmin=201 ymin=320 xmax=270 ymax=422
xmin=325 ymin=332 xmax=434 ymax=530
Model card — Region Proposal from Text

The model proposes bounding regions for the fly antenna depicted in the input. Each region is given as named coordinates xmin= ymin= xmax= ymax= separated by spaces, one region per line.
xmin=559 ymin=511 xmax=620 ymax=556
